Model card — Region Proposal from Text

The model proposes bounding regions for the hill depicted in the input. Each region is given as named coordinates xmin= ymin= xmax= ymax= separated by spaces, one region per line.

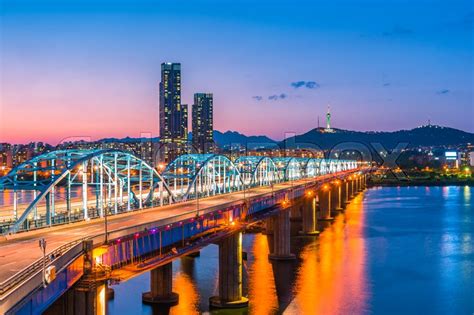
xmin=213 ymin=131 xmax=276 ymax=148
xmin=282 ymin=125 xmax=474 ymax=150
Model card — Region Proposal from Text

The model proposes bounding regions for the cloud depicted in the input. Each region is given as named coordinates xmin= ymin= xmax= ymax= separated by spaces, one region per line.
xmin=268 ymin=94 xmax=287 ymax=101
xmin=382 ymin=26 xmax=414 ymax=37
xmin=304 ymin=81 xmax=320 ymax=89
xmin=291 ymin=81 xmax=320 ymax=89
xmin=437 ymin=89 xmax=450 ymax=95
xmin=383 ymin=83 xmax=391 ymax=87
xmin=252 ymin=96 xmax=263 ymax=101
xmin=291 ymin=81 xmax=306 ymax=88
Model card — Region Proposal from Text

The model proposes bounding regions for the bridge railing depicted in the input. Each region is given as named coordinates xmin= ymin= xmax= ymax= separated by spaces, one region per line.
xmin=0 ymin=151 xmax=366 ymax=236
xmin=0 ymin=239 xmax=84 ymax=298
xmin=0 ymin=239 xmax=85 ymax=314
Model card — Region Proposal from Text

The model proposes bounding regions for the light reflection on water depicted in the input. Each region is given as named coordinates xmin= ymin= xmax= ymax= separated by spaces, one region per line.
xmin=108 ymin=187 xmax=473 ymax=314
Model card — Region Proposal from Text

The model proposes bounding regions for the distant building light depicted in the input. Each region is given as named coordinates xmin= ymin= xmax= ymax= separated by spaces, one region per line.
xmin=445 ymin=151 xmax=457 ymax=160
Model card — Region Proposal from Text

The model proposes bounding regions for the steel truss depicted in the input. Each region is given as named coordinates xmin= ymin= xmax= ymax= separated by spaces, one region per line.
xmin=0 ymin=150 xmax=361 ymax=234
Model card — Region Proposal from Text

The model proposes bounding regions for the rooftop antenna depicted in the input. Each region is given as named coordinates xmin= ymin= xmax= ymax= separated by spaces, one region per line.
xmin=317 ymin=115 xmax=320 ymax=129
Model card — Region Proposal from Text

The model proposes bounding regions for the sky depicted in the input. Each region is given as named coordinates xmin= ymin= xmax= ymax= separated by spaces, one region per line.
xmin=0 ymin=0 xmax=473 ymax=144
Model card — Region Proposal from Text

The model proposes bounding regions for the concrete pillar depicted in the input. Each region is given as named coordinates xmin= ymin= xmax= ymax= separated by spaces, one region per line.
xmin=210 ymin=232 xmax=249 ymax=308
xmin=264 ymin=217 xmax=274 ymax=235
xmin=72 ymin=283 xmax=101 ymax=315
xmin=342 ymin=180 xmax=349 ymax=205
xmin=300 ymin=197 xmax=319 ymax=235
xmin=349 ymin=179 xmax=355 ymax=199
xmin=332 ymin=183 xmax=343 ymax=212
xmin=355 ymin=176 xmax=360 ymax=193
xmin=290 ymin=203 xmax=302 ymax=221
xmin=45 ymin=281 xmax=104 ymax=315
xmin=318 ymin=187 xmax=333 ymax=221
xmin=142 ymin=262 xmax=179 ymax=305
xmin=269 ymin=209 xmax=295 ymax=260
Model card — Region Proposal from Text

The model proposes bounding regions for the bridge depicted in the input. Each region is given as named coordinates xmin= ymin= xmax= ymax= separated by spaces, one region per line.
xmin=0 ymin=149 xmax=372 ymax=314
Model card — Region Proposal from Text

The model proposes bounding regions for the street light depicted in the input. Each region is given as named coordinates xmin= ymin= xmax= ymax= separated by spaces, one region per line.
xmin=104 ymin=205 xmax=108 ymax=244
xmin=195 ymin=163 xmax=201 ymax=216
xmin=38 ymin=238 xmax=47 ymax=288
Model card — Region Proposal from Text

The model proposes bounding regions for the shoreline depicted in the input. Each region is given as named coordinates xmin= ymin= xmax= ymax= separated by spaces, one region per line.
xmin=368 ymin=180 xmax=474 ymax=187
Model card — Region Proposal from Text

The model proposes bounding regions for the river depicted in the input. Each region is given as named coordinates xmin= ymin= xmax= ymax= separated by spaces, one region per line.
xmin=107 ymin=186 xmax=474 ymax=314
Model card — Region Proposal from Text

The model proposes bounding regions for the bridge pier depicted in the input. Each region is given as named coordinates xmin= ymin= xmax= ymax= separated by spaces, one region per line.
xmin=300 ymin=196 xmax=319 ymax=235
xmin=269 ymin=209 xmax=296 ymax=260
xmin=332 ymin=182 xmax=343 ymax=212
xmin=360 ymin=174 xmax=367 ymax=191
xmin=343 ymin=180 xmax=350 ymax=205
xmin=45 ymin=282 xmax=107 ymax=315
xmin=45 ymin=241 xmax=108 ymax=315
xmin=318 ymin=186 xmax=333 ymax=221
xmin=142 ymin=262 xmax=179 ymax=306
xmin=349 ymin=178 xmax=355 ymax=199
xmin=210 ymin=232 xmax=249 ymax=309
xmin=264 ymin=217 xmax=274 ymax=235
xmin=290 ymin=204 xmax=302 ymax=221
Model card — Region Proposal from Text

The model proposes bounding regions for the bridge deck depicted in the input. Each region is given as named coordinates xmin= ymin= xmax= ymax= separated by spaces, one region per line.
xmin=0 ymin=178 xmax=311 ymax=284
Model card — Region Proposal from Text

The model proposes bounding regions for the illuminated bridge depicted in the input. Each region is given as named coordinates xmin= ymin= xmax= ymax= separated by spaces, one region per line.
xmin=0 ymin=149 xmax=372 ymax=314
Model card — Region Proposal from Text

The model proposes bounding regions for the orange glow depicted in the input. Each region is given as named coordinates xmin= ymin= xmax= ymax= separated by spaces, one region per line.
xmin=157 ymin=163 xmax=166 ymax=171
xmin=306 ymin=191 xmax=313 ymax=197
xmin=248 ymin=234 xmax=278 ymax=314
xmin=289 ymin=194 xmax=368 ymax=314
xmin=170 ymin=271 xmax=199 ymax=314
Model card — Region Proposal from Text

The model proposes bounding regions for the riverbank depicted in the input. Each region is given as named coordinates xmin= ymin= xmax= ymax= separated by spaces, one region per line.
xmin=369 ymin=178 xmax=474 ymax=187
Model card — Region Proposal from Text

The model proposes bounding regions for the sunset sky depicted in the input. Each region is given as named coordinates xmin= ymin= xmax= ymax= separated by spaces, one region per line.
xmin=0 ymin=0 xmax=472 ymax=144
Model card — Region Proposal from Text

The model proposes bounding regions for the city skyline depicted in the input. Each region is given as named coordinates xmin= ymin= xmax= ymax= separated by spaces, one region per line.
xmin=1 ymin=0 xmax=473 ymax=145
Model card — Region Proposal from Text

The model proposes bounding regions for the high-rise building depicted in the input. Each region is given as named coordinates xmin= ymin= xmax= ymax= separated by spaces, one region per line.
xmin=159 ymin=62 xmax=188 ymax=162
xmin=192 ymin=93 xmax=214 ymax=153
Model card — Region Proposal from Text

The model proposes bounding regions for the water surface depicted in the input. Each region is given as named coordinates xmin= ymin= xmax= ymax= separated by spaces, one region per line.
xmin=108 ymin=186 xmax=474 ymax=314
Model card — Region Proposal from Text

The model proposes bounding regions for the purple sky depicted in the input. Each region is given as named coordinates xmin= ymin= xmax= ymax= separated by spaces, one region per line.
xmin=0 ymin=0 xmax=473 ymax=144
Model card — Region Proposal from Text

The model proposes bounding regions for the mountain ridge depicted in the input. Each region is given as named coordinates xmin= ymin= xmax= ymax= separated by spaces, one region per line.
xmin=94 ymin=125 xmax=474 ymax=149
xmin=282 ymin=125 xmax=474 ymax=149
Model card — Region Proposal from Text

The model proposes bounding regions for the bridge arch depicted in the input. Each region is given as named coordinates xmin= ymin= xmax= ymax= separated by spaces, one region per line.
xmin=0 ymin=149 xmax=174 ymax=234
xmin=306 ymin=158 xmax=323 ymax=177
xmin=163 ymin=154 xmax=242 ymax=201
xmin=235 ymin=156 xmax=281 ymax=187
xmin=272 ymin=157 xmax=306 ymax=181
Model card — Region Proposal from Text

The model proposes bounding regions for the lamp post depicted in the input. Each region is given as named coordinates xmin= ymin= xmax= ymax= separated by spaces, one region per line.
xmin=104 ymin=205 xmax=108 ymax=244
xmin=196 ymin=163 xmax=201 ymax=216
xmin=39 ymin=238 xmax=46 ymax=288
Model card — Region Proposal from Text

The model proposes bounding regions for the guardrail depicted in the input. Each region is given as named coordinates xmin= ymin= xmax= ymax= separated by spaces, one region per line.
xmin=0 ymin=239 xmax=85 ymax=298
